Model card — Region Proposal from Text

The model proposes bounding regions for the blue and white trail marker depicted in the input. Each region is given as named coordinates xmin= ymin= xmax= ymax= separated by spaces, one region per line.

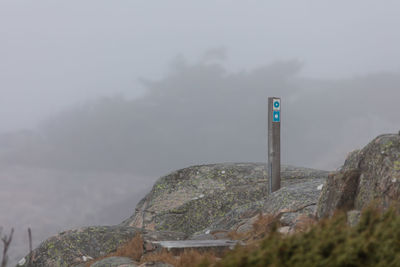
xmin=268 ymin=97 xmax=281 ymax=193
xmin=273 ymin=111 xmax=280 ymax=122
xmin=272 ymin=98 xmax=280 ymax=122
xmin=273 ymin=99 xmax=280 ymax=111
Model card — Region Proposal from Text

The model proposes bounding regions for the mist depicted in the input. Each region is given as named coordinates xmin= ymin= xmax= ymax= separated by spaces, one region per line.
xmin=3 ymin=58 xmax=398 ymax=174
xmin=1 ymin=0 xmax=400 ymax=265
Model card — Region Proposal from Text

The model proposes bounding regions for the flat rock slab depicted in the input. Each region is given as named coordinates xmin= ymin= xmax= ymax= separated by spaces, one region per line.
xmin=153 ymin=239 xmax=238 ymax=248
xmin=150 ymin=239 xmax=239 ymax=255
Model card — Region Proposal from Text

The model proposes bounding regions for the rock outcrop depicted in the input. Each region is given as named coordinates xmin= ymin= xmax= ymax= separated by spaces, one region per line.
xmin=17 ymin=226 xmax=139 ymax=267
xmin=121 ymin=163 xmax=329 ymax=235
xmin=19 ymin=163 xmax=329 ymax=266
xmin=17 ymin=226 xmax=186 ymax=267
xmin=192 ymin=177 xmax=326 ymax=237
xmin=317 ymin=133 xmax=400 ymax=218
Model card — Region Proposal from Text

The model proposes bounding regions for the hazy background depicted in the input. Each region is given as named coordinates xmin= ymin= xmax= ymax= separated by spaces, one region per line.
xmin=1 ymin=0 xmax=400 ymax=264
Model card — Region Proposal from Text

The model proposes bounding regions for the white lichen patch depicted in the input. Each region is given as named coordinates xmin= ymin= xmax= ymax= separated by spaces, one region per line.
xmin=392 ymin=178 xmax=397 ymax=183
xmin=17 ymin=258 xmax=26 ymax=266
xmin=191 ymin=194 xmax=205 ymax=201
xmin=82 ymin=255 xmax=93 ymax=262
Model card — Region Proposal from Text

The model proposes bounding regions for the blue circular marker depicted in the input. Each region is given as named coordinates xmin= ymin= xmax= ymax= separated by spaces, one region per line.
xmin=274 ymin=101 xmax=280 ymax=108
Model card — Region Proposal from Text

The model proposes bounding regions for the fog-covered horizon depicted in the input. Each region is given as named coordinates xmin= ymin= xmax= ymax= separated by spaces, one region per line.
xmin=2 ymin=56 xmax=399 ymax=174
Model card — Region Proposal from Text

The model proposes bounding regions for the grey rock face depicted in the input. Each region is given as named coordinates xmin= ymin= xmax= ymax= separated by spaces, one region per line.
xmin=121 ymin=163 xmax=329 ymax=235
xmin=316 ymin=170 xmax=361 ymax=218
xmin=17 ymin=226 xmax=186 ymax=267
xmin=317 ymin=134 xmax=400 ymax=218
xmin=198 ymin=178 xmax=327 ymax=235
xmin=121 ymin=163 xmax=268 ymax=235
xmin=17 ymin=226 xmax=140 ymax=267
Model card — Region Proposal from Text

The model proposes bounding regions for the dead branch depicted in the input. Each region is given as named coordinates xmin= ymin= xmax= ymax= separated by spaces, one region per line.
xmin=1 ymin=228 xmax=14 ymax=267
xmin=28 ymin=228 xmax=33 ymax=266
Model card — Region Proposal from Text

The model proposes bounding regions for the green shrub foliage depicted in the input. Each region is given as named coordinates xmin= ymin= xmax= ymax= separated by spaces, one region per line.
xmin=212 ymin=205 xmax=400 ymax=267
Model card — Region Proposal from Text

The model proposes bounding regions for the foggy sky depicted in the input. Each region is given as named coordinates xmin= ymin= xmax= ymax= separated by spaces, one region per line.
xmin=1 ymin=1 xmax=400 ymax=265
xmin=1 ymin=0 xmax=400 ymax=132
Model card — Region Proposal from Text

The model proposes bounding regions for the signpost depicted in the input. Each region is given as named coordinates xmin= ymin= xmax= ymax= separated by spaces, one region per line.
xmin=268 ymin=97 xmax=281 ymax=193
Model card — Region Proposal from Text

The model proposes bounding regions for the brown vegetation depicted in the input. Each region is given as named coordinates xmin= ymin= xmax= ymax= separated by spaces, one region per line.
xmin=85 ymin=233 xmax=143 ymax=266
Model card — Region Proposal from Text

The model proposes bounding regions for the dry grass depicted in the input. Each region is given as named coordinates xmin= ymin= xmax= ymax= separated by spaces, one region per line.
xmin=228 ymin=213 xmax=282 ymax=244
xmin=113 ymin=232 xmax=144 ymax=261
xmin=86 ymin=233 xmax=144 ymax=266
xmin=293 ymin=214 xmax=318 ymax=233
xmin=251 ymin=213 xmax=280 ymax=238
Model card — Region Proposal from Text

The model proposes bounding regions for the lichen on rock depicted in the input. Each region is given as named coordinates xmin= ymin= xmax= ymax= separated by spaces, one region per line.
xmin=17 ymin=226 xmax=186 ymax=267
xmin=317 ymin=133 xmax=400 ymax=219
xmin=17 ymin=226 xmax=140 ymax=267
xmin=197 ymin=177 xmax=327 ymax=235
xmin=121 ymin=163 xmax=329 ymax=235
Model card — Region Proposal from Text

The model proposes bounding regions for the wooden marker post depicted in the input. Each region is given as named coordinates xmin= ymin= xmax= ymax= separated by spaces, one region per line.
xmin=268 ymin=97 xmax=281 ymax=193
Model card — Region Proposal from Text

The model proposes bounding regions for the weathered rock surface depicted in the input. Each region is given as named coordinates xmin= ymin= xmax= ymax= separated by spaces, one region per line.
xmin=17 ymin=226 xmax=186 ymax=267
xmin=316 ymin=170 xmax=361 ymax=218
xmin=17 ymin=226 xmax=139 ymax=267
xmin=317 ymin=134 xmax=400 ymax=218
xmin=193 ymin=177 xmax=327 ymax=236
xmin=121 ymin=163 xmax=329 ymax=235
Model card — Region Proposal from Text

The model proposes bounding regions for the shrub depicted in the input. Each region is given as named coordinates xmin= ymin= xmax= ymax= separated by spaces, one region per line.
xmin=214 ymin=205 xmax=400 ymax=267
